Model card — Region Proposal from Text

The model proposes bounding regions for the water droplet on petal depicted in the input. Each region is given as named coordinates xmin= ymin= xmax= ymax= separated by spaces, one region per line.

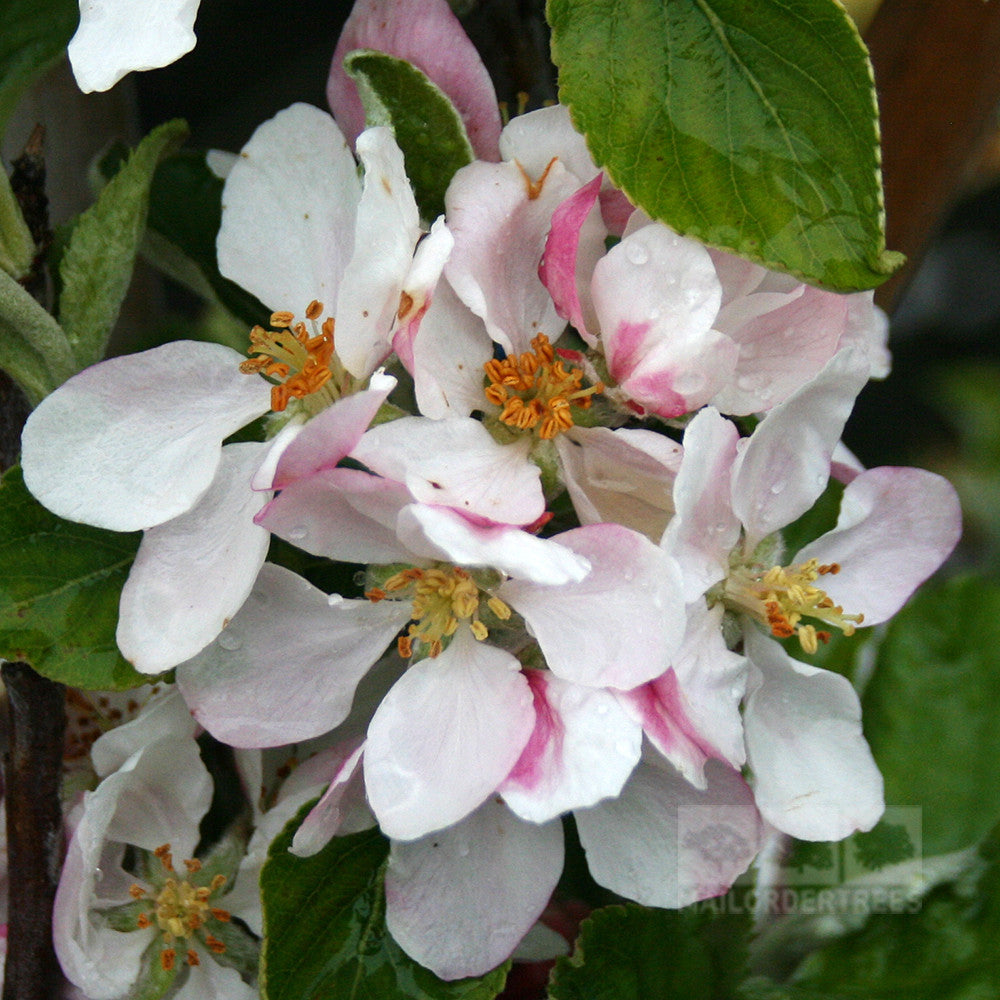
xmin=288 ymin=524 xmax=309 ymax=541
xmin=625 ymin=242 xmax=649 ymax=266
xmin=674 ymin=371 xmax=707 ymax=397
xmin=217 ymin=630 xmax=243 ymax=652
xmin=769 ymin=479 xmax=786 ymax=495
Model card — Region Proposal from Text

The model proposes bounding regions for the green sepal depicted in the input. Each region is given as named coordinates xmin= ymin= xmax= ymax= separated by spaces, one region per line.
xmin=345 ymin=49 xmax=474 ymax=222
xmin=547 ymin=0 xmax=904 ymax=291
xmin=0 ymin=165 xmax=34 ymax=279
xmin=58 ymin=119 xmax=189 ymax=372
xmin=260 ymin=806 xmax=509 ymax=1000
xmin=0 ymin=464 xmax=149 ymax=690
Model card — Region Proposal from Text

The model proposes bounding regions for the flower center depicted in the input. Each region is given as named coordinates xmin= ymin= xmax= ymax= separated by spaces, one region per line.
xmin=240 ymin=300 xmax=354 ymax=415
xmin=722 ymin=558 xmax=864 ymax=654
xmin=366 ymin=565 xmax=511 ymax=658
xmin=484 ymin=333 xmax=604 ymax=439
xmin=130 ymin=844 xmax=230 ymax=972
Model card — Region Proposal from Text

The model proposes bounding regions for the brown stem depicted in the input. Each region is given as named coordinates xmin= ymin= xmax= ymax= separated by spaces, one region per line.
xmin=2 ymin=663 xmax=66 ymax=1000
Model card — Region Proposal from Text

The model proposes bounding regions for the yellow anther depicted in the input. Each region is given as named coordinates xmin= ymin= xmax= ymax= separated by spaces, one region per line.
xmin=484 ymin=334 xmax=603 ymax=439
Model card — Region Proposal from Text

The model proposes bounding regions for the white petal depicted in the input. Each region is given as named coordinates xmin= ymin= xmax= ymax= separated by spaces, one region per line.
xmin=575 ymin=755 xmax=761 ymax=908
xmin=743 ymin=629 xmax=884 ymax=841
xmin=217 ymin=103 xmax=360 ymax=315
xmin=500 ymin=670 xmax=641 ymax=823
xmin=117 ymin=443 xmax=271 ymax=673
xmin=662 ymin=407 xmax=742 ymax=602
xmin=397 ymin=504 xmax=590 ymax=585
xmin=352 ymin=415 xmax=544 ymax=526
xmin=335 ymin=127 xmax=422 ymax=377
xmin=364 ymin=630 xmax=535 ymax=840
xmin=174 ymin=960 xmax=256 ymax=1000
xmin=732 ymin=347 xmax=870 ymax=549
xmin=176 ymin=564 xmax=411 ymax=747
xmin=555 ymin=426 xmax=682 ymax=541
xmin=796 ymin=466 xmax=961 ymax=626
xmin=68 ymin=0 xmax=200 ymax=92
xmin=20 ymin=341 xmax=270 ymax=531
xmin=499 ymin=524 xmax=685 ymax=688
xmin=385 ymin=797 xmax=563 ymax=980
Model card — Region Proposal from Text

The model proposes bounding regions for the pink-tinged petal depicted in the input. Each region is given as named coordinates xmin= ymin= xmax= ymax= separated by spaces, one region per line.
xmin=445 ymin=158 xmax=581 ymax=354
xmin=394 ymin=218 xmax=456 ymax=373
xmin=555 ymin=426 xmax=682 ymax=542
xmin=269 ymin=373 xmax=397 ymax=489
xmin=257 ymin=467 xmax=414 ymax=563
xmin=217 ymin=103 xmax=360 ymax=314
xmin=364 ymin=629 xmax=535 ymax=840
xmin=841 ymin=291 xmax=890 ymax=379
xmin=385 ymin=797 xmax=563 ymax=979
xmin=499 ymin=524 xmax=685 ymax=688
xmin=743 ymin=629 xmax=884 ymax=841
xmin=335 ymin=127 xmax=422 ymax=378
xmin=352 ymin=416 xmax=544 ymax=525
xmin=410 ymin=277 xmax=493 ymax=419
xmin=593 ymin=226 xmax=732 ymax=416
xmin=176 ymin=564 xmax=411 ymax=748
xmin=831 ymin=441 xmax=865 ymax=485
xmin=539 ymin=175 xmax=604 ymax=343
xmin=327 ymin=0 xmax=501 ymax=159
xmin=291 ymin=743 xmax=373 ymax=857
xmin=662 ymin=407 xmax=741 ymax=601
xmin=500 ymin=670 xmax=641 ymax=823
xmin=712 ymin=284 xmax=850 ymax=415
xmin=620 ymin=601 xmax=746 ymax=786
xmin=117 ymin=443 xmax=270 ymax=674
xmin=398 ymin=504 xmax=590 ymax=585
xmin=796 ymin=466 xmax=961 ymax=626
xmin=68 ymin=0 xmax=199 ymax=93
xmin=732 ymin=347 xmax=870 ymax=551
xmin=575 ymin=755 xmax=762 ymax=908
xmin=20 ymin=341 xmax=270 ymax=532
xmin=708 ymin=247 xmax=771 ymax=305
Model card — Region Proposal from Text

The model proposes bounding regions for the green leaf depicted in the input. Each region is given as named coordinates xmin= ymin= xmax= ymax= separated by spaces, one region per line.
xmin=862 ymin=575 xmax=1000 ymax=855
xmin=345 ymin=49 xmax=474 ymax=222
xmin=0 ymin=465 xmax=147 ymax=690
xmin=546 ymin=0 xmax=904 ymax=291
xmin=781 ymin=835 xmax=1000 ymax=999
xmin=0 ymin=0 xmax=78 ymax=135
xmin=58 ymin=119 xmax=189 ymax=371
xmin=549 ymin=903 xmax=750 ymax=1000
xmin=260 ymin=809 xmax=509 ymax=1000
xmin=0 ymin=266 xmax=74 ymax=404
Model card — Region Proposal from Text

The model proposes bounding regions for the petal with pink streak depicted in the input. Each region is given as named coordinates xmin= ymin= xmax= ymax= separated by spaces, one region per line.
xmin=352 ymin=415 xmax=544 ymax=526
xmin=743 ymin=629 xmax=884 ymax=841
xmin=539 ymin=174 xmax=604 ymax=343
xmin=575 ymin=754 xmax=762 ymax=908
xmin=500 ymin=670 xmax=641 ymax=823
xmin=256 ymin=467 xmax=414 ymax=564
xmin=445 ymin=158 xmax=581 ymax=354
xmin=499 ymin=524 xmax=685 ymax=688
xmin=364 ymin=629 xmax=535 ymax=840
xmin=385 ymin=797 xmax=563 ymax=979
xmin=176 ymin=564 xmax=412 ymax=748
xmin=269 ymin=373 xmax=396 ymax=490
xmin=397 ymin=504 xmax=591 ymax=586
xmin=662 ymin=407 xmax=741 ymax=602
xmin=593 ymin=225 xmax=732 ymax=416
xmin=555 ymin=426 xmax=682 ymax=542
xmin=327 ymin=0 xmax=501 ymax=159
xmin=217 ymin=103 xmax=360 ymax=315
xmin=796 ymin=466 xmax=961 ymax=626
xmin=117 ymin=442 xmax=271 ymax=674
xmin=732 ymin=347 xmax=870 ymax=551
xmin=712 ymin=284 xmax=851 ymax=415
xmin=335 ymin=127 xmax=422 ymax=378
xmin=20 ymin=341 xmax=271 ymax=532
xmin=410 ymin=278 xmax=493 ymax=419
